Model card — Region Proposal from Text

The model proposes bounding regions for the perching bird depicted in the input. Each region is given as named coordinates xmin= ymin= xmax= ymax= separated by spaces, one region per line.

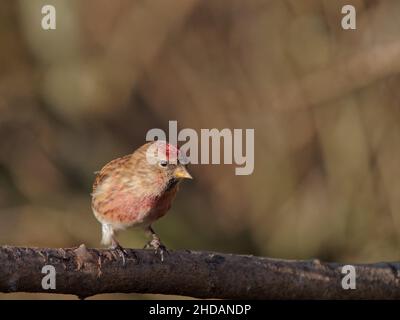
xmin=91 ymin=141 xmax=192 ymax=262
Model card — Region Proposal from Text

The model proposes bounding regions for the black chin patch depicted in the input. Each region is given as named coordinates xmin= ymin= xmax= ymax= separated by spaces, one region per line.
xmin=165 ymin=178 xmax=179 ymax=191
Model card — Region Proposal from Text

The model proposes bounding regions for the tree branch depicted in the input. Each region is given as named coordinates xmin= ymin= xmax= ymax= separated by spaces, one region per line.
xmin=0 ymin=245 xmax=399 ymax=299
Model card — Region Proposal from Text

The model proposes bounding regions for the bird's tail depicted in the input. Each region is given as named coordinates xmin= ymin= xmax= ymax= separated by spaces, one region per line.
xmin=101 ymin=223 xmax=114 ymax=246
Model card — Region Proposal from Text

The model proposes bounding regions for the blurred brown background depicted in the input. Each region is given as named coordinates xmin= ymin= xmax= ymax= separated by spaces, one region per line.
xmin=1 ymin=0 xmax=400 ymax=299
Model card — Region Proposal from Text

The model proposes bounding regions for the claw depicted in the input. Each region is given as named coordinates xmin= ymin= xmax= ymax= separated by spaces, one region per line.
xmin=156 ymin=244 xmax=169 ymax=262
xmin=144 ymin=238 xmax=169 ymax=262
xmin=111 ymin=244 xmax=129 ymax=266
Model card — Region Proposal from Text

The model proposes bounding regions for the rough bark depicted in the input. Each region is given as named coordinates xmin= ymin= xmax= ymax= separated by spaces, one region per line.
xmin=1 ymin=245 xmax=400 ymax=299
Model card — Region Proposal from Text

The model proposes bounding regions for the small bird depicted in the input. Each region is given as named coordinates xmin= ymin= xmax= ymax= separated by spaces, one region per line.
xmin=91 ymin=141 xmax=192 ymax=262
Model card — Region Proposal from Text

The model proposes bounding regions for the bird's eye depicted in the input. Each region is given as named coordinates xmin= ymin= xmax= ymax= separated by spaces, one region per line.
xmin=159 ymin=160 xmax=168 ymax=167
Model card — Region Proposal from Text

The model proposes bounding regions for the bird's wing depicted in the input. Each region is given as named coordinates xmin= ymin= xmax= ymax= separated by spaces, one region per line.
xmin=92 ymin=154 xmax=132 ymax=193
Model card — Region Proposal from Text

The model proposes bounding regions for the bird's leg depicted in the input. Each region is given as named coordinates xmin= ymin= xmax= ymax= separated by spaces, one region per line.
xmin=110 ymin=235 xmax=129 ymax=266
xmin=102 ymin=223 xmax=129 ymax=265
xmin=144 ymin=226 xmax=168 ymax=261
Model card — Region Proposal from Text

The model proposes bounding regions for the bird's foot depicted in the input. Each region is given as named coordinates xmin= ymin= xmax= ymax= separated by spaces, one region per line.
xmin=110 ymin=243 xmax=129 ymax=266
xmin=144 ymin=238 xmax=169 ymax=262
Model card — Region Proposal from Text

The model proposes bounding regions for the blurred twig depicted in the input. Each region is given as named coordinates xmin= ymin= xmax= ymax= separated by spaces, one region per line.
xmin=273 ymin=41 xmax=400 ymax=111
xmin=1 ymin=245 xmax=400 ymax=299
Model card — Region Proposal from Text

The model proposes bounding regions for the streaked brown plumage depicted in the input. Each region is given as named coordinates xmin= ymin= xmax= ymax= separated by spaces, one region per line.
xmin=91 ymin=141 xmax=192 ymax=261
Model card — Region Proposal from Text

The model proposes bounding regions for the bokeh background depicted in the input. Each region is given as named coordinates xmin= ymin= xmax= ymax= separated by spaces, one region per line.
xmin=1 ymin=0 xmax=400 ymax=299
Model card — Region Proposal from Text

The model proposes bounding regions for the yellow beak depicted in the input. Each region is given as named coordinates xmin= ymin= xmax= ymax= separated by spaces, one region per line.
xmin=174 ymin=166 xmax=193 ymax=180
